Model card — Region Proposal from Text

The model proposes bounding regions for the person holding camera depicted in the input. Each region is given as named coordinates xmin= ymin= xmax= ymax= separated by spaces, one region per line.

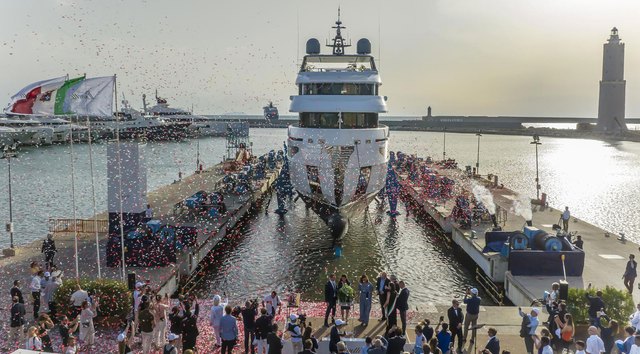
xmin=287 ymin=314 xmax=303 ymax=353
xmin=241 ymin=300 xmax=258 ymax=354
xmin=462 ymin=287 xmax=481 ymax=343
xmin=255 ymin=308 xmax=273 ymax=354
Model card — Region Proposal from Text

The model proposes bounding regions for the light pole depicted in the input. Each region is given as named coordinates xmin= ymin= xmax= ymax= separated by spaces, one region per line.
xmin=530 ymin=135 xmax=542 ymax=200
xmin=475 ymin=131 xmax=482 ymax=175
xmin=442 ymin=127 xmax=447 ymax=161
xmin=2 ymin=144 xmax=18 ymax=249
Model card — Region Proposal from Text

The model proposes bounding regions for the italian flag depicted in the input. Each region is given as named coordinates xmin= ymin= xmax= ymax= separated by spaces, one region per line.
xmin=5 ymin=75 xmax=85 ymax=115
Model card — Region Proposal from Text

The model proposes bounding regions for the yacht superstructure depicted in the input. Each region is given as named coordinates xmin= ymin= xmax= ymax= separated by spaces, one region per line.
xmin=287 ymin=12 xmax=389 ymax=238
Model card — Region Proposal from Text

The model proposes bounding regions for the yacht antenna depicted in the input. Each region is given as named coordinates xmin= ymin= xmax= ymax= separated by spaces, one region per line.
xmin=326 ymin=7 xmax=351 ymax=55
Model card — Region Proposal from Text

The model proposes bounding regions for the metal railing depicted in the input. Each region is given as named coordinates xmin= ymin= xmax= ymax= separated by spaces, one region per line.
xmin=48 ymin=218 xmax=108 ymax=234
xmin=475 ymin=267 xmax=504 ymax=305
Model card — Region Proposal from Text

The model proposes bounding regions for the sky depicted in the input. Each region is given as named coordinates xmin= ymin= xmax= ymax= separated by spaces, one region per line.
xmin=1 ymin=0 xmax=639 ymax=117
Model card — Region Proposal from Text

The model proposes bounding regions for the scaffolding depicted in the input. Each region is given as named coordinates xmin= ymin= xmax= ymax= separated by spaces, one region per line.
xmin=225 ymin=122 xmax=252 ymax=161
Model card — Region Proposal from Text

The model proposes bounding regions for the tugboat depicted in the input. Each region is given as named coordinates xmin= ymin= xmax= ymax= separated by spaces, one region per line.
xmin=263 ymin=101 xmax=279 ymax=121
xmin=287 ymin=10 xmax=389 ymax=238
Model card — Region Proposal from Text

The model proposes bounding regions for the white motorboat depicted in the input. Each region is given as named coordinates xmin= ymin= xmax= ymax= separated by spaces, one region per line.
xmin=287 ymin=12 xmax=390 ymax=238
xmin=0 ymin=126 xmax=36 ymax=147
xmin=0 ymin=118 xmax=54 ymax=145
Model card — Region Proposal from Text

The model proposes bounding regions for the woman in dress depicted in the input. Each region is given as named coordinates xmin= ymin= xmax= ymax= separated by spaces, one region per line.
xmin=79 ymin=299 xmax=98 ymax=353
xmin=209 ymin=294 xmax=227 ymax=348
xmin=358 ymin=274 xmax=373 ymax=326
xmin=337 ymin=275 xmax=354 ymax=323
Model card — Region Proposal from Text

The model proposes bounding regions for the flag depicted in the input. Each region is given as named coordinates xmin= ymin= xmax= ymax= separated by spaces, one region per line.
xmin=67 ymin=76 xmax=115 ymax=117
xmin=4 ymin=76 xmax=67 ymax=115
xmin=54 ymin=76 xmax=86 ymax=115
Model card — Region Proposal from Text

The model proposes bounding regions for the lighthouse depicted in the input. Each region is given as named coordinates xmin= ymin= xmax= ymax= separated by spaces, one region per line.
xmin=597 ymin=27 xmax=626 ymax=133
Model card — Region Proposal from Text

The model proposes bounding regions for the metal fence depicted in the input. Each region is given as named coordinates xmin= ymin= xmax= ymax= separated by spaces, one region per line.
xmin=48 ymin=218 xmax=109 ymax=234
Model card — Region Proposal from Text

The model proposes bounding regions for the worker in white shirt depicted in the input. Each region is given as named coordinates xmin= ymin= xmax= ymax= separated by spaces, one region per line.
xmin=561 ymin=207 xmax=571 ymax=232
xmin=262 ymin=291 xmax=281 ymax=316
xmin=30 ymin=271 xmax=43 ymax=319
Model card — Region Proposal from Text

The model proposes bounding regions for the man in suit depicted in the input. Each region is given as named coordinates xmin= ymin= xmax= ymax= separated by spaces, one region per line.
xmin=448 ymin=299 xmax=464 ymax=353
xmin=481 ymin=327 xmax=500 ymax=354
xmin=386 ymin=326 xmax=406 ymax=354
xmin=396 ymin=280 xmax=410 ymax=335
xmin=324 ymin=274 xmax=338 ymax=327
xmin=375 ymin=272 xmax=389 ymax=321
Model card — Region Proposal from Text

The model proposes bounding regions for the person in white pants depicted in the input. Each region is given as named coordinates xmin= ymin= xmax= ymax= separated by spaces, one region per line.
xmin=210 ymin=294 xmax=228 ymax=348
xmin=153 ymin=294 xmax=170 ymax=348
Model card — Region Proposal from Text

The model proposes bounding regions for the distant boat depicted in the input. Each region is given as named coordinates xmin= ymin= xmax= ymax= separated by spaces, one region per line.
xmin=263 ymin=102 xmax=279 ymax=121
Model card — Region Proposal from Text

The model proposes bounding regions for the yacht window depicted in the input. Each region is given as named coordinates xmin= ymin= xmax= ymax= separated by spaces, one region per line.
xmin=302 ymin=83 xmax=375 ymax=95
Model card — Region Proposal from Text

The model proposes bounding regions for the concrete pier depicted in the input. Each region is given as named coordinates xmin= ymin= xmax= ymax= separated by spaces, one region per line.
xmin=397 ymin=158 xmax=639 ymax=306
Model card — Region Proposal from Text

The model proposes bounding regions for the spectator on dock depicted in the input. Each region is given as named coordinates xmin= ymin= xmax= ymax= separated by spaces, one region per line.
xmin=421 ymin=319 xmax=435 ymax=342
xmin=630 ymin=304 xmax=640 ymax=329
xmin=561 ymin=207 xmax=571 ymax=232
xmin=434 ymin=321 xmax=450 ymax=354
xmin=181 ymin=301 xmax=199 ymax=351
xmin=329 ymin=319 xmax=346 ymax=353
xmin=428 ymin=337 xmax=442 ymax=354
xmin=448 ymin=299 xmax=464 ymax=352
xmin=386 ymin=326 xmax=407 ymax=354
xmin=463 ymin=287 xmax=481 ymax=342
xmin=70 ymin=283 xmax=88 ymax=319
xmin=357 ymin=274 xmax=373 ymax=326
xmin=624 ymin=254 xmax=638 ymax=294
xmin=586 ymin=284 xmax=606 ymax=326
xmin=324 ymin=274 xmax=338 ymax=327
xmin=152 ymin=294 xmax=170 ymax=348
xmin=210 ymin=294 xmax=226 ymax=348
xmin=585 ymin=326 xmax=605 ymax=354
xmin=30 ymin=270 xmax=43 ymax=319
xmin=168 ymin=306 xmax=183 ymax=352
xmin=79 ymin=299 xmax=98 ymax=353
xmin=267 ymin=323 xmax=284 ymax=354
xmin=139 ymin=302 xmax=155 ymax=354
xmin=117 ymin=321 xmax=134 ymax=354
xmin=44 ymin=275 xmax=60 ymax=320
xmin=481 ymin=327 xmax=500 ymax=354
xmin=572 ymin=235 xmax=584 ymax=249
xmin=518 ymin=307 xmax=540 ymax=354
xmin=25 ymin=325 xmax=43 ymax=351
xmin=414 ymin=324 xmax=427 ymax=354
xmin=622 ymin=327 xmax=636 ymax=354
xmin=41 ymin=233 xmax=57 ymax=270
xmin=287 ymin=314 xmax=303 ymax=353
xmin=220 ymin=305 xmax=238 ymax=354
xmin=597 ymin=315 xmax=618 ymax=353
xmin=375 ymin=272 xmax=390 ymax=321
xmin=10 ymin=279 xmax=24 ymax=304
xmin=396 ymin=280 xmax=410 ymax=335
xmin=255 ymin=308 xmax=273 ymax=354
xmin=7 ymin=296 xmax=26 ymax=350
xmin=58 ymin=315 xmax=79 ymax=349
xmin=241 ymin=300 xmax=258 ymax=354
xmin=263 ymin=290 xmax=281 ymax=317
xmin=302 ymin=325 xmax=319 ymax=352
xmin=36 ymin=313 xmax=54 ymax=352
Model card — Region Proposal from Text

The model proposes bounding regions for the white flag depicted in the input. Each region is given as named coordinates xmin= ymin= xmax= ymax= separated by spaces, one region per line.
xmin=68 ymin=76 xmax=114 ymax=117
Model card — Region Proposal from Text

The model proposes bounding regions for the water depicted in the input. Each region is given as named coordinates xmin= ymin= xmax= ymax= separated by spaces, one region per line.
xmin=2 ymin=128 xmax=640 ymax=304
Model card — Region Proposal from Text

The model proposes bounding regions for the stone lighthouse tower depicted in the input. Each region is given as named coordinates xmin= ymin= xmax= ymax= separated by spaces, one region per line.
xmin=597 ymin=27 xmax=626 ymax=133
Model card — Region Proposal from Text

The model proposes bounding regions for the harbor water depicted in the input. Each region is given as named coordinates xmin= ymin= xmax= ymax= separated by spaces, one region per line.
xmin=1 ymin=128 xmax=640 ymax=303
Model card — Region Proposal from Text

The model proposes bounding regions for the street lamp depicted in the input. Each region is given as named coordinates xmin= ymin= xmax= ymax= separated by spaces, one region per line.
xmin=442 ymin=127 xmax=447 ymax=161
xmin=530 ymin=135 xmax=542 ymax=201
xmin=2 ymin=143 xmax=18 ymax=249
xmin=475 ymin=131 xmax=482 ymax=175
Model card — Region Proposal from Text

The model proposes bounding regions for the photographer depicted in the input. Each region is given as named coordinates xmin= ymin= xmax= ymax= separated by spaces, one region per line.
xmin=255 ymin=308 xmax=273 ymax=354
xmin=241 ymin=300 xmax=258 ymax=354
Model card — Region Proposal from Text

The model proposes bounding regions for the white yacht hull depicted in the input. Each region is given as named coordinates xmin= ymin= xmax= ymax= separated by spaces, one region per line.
xmin=287 ymin=125 xmax=389 ymax=237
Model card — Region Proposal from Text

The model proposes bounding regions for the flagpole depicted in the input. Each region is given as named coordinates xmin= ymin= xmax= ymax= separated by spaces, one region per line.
xmin=86 ymin=115 xmax=101 ymax=278
xmin=114 ymin=74 xmax=126 ymax=282
xmin=70 ymin=116 xmax=79 ymax=279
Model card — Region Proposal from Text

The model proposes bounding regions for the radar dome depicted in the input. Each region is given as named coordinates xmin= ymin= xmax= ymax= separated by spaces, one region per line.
xmin=306 ymin=38 xmax=320 ymax=55
xmin=357 ymin=38 xmax=371 ymax=55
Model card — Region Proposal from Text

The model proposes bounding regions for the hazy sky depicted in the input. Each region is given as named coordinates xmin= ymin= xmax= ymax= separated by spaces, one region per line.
xmin=1 ymin=0 xmax=639 ymax=117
